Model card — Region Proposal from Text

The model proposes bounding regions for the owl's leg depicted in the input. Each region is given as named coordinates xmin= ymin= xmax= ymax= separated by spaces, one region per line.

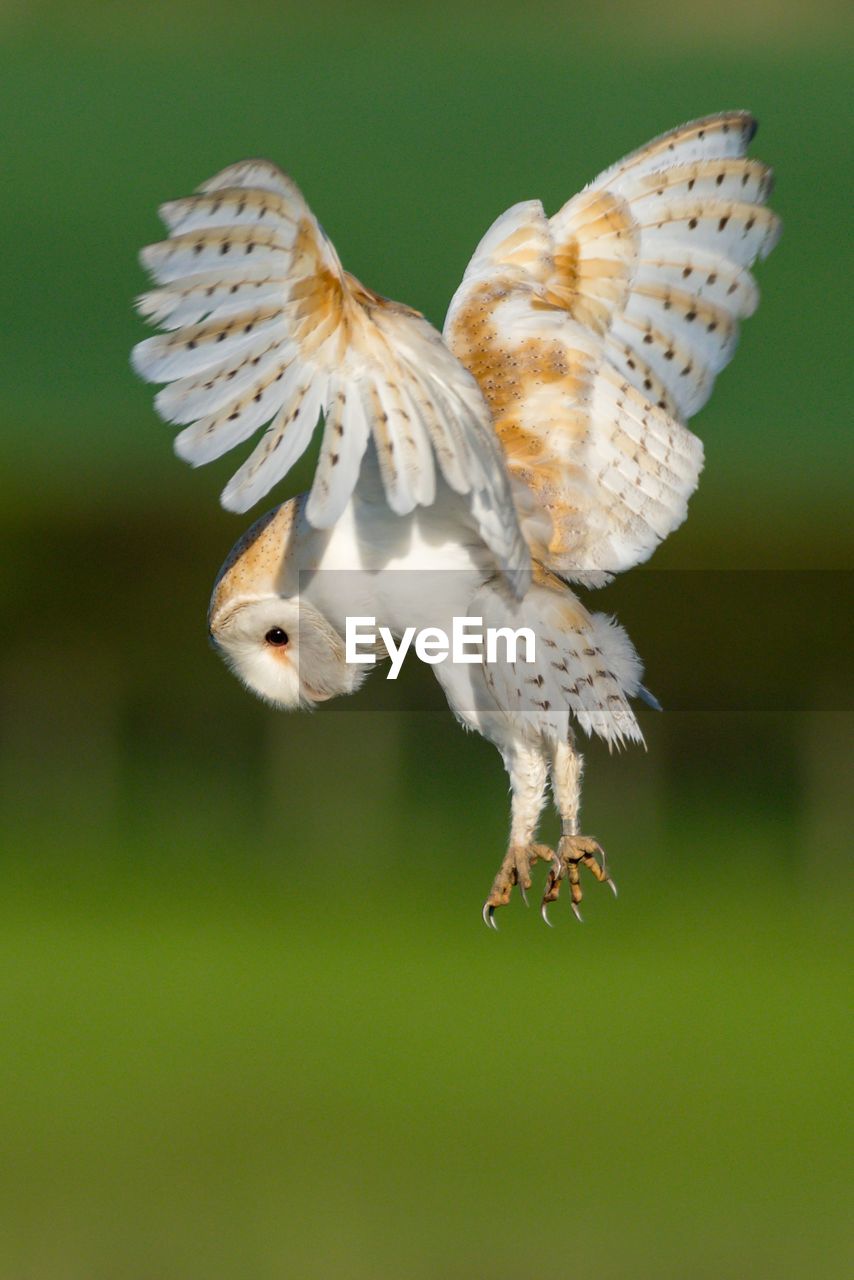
xmin=482 ymin=743 xmax=552 ymax=929
xmin=542 ymin=734 xmax=616 ymax=924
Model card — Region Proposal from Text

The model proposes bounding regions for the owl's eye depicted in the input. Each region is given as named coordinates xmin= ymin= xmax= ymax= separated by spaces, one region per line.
xmin=265 ymin=628 xmax=289 ymax=647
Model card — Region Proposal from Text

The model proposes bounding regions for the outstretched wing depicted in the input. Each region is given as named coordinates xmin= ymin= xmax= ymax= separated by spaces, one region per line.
xmin=133 ymin=159 xmax=530 ymax=589
xmin=445 ymin=112 xmax=780 ymax=581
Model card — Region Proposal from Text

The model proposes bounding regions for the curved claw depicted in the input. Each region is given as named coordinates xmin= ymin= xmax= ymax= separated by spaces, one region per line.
xmin=482 ymin=902 xmax=499 ymax=930
xmin=580 ymin=842 xmax=608 ymax=882
xmin=608 ymin=878 xmax=618 ymax=898
xmin=571 ymin=902 xmax=584 ymax=923
xmin=519 ymin=883 xmax=529 ymax=907
xmin=540 ymin=901 xmax=554 ymax=927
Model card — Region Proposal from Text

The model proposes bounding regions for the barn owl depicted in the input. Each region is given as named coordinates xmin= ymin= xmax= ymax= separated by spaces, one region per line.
xmin=133 ymin=112 xmax=779 ymax=926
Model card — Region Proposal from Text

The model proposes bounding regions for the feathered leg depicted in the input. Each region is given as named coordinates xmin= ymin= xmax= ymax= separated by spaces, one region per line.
xmin=482 ymin=743 xmax=552 ymax=928
xmin=542 ymin=734 xmax=616 ymax=924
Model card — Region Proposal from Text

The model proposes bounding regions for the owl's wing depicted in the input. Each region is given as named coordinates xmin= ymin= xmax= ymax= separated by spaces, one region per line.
xmin=444 ymin=112 xmax=780 ymax=581
xmin=133 ymin=160 xmax=530 ymax=592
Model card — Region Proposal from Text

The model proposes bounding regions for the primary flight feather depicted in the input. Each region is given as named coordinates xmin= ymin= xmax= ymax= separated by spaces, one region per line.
xmin=133 ymin=112 xmax=780 ymax=925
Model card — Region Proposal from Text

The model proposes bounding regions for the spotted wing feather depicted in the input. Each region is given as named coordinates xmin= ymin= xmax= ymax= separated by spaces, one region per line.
xmin=555 ymin=111 xmax=781 ymax=419
xmin=445 ymin=112 xmax=779 ymax=579
xmin=133 ymin=159 xmax=530 ymax=591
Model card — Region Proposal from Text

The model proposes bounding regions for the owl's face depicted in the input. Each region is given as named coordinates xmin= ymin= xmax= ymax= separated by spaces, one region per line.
xmin=209 ymin=594 xmax=361 ymax=709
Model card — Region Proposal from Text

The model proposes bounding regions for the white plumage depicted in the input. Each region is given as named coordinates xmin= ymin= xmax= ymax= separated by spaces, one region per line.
xmin=133 ymin=113 xmax=780 ymax=924
xmin=132 ymin=157 xmax=528 ymax=589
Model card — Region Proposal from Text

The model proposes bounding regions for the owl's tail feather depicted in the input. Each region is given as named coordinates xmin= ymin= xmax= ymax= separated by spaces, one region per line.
xmin=637 ymin=684 xmax=663 ymax=712
xmin=473 ymin=572 xmax=647 ymax=749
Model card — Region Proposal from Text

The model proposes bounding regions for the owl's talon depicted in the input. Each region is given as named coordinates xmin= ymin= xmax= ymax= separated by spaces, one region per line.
xmin=482 ymin=842 xmax=553 ymax=925
xmin=541 ymin=902 xmax=554 ymax=927
xmin=540 ymin=835 xmax=617 ymax=919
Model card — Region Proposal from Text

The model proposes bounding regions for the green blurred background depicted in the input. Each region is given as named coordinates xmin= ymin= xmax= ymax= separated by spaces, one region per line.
xmin=1 ymin=2 xmax=851 ymax=1276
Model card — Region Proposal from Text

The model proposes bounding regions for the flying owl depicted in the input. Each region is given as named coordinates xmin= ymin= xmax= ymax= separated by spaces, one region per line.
xmin=132 ymin=112 xmax=780 ymax=926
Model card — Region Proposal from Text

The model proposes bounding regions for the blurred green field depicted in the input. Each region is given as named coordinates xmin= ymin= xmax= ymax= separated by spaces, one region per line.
xmin=0 ymin=840 xmax=848 ymax=1280
xmin=0 ymin=3 xmax=851 ymax=1277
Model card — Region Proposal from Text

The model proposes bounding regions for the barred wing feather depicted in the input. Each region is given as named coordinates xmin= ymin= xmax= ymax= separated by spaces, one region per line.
xmin=445 ymin=112 xmax=780 ymax=580
xmin=133 ymin=159 xmax=530 ymax=590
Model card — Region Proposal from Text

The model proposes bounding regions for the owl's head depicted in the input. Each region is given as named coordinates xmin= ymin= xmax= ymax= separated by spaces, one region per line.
xmin=209 ymin=593 xmax=360 ymax=709
xmin=207 ymin=499 xmax=361 ymax=709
